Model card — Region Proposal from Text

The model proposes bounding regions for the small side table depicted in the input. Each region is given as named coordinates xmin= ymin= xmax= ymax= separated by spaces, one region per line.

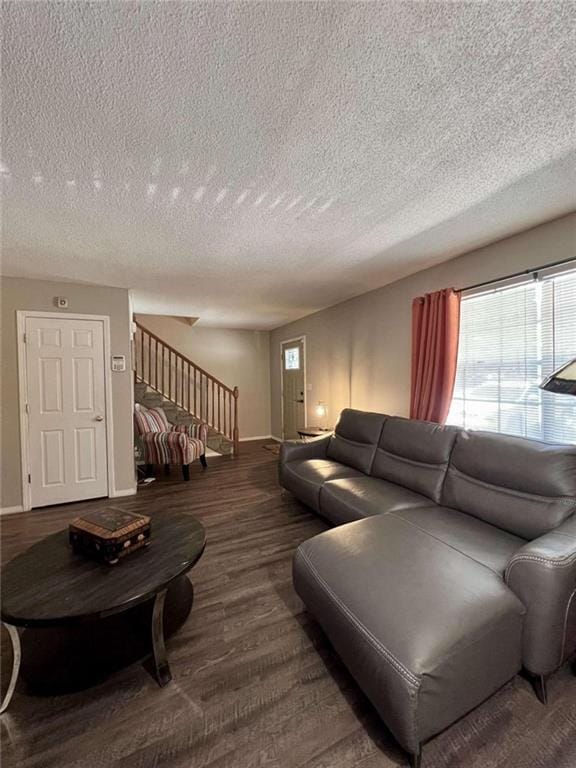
xmin=297 ymin=427 xmax=333 ymax=440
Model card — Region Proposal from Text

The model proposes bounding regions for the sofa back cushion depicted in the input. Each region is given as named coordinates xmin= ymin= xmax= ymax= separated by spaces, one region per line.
xmin=370 ymin=417 xmax=459 ymax=501
xmin=326 ymin=409 xmax=387 ymax=474
xmin=443 ymin=430 xmax=576 ymax=539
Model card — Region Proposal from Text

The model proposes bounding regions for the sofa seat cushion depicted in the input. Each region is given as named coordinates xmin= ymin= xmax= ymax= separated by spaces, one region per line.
xmin=320 ymin=477 xmax=435 ymax=526
xmin=394 ymin=506 xmax=525 ymax=575
xmin=293 ymin=514 xmax=525 ymax=755
xmin=282 ymin=459 xmax=363 ymax=512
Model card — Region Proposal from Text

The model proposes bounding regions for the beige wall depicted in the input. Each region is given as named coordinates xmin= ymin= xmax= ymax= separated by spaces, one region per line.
xmin=135 ymin=315 xmax=271 ymax=439
xmin=270 ymin=213 xmax=576 ymax=438
xmin=1 ymin=277 xmax=134 ymax=509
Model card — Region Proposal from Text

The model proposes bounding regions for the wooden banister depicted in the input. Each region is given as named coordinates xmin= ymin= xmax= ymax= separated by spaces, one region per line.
xmin=134 ymin=321 xmax=239 ymax=454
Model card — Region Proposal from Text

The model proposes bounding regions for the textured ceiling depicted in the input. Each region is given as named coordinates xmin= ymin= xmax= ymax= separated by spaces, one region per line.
xmin=2 ymin=1 xmax=575 ymax=329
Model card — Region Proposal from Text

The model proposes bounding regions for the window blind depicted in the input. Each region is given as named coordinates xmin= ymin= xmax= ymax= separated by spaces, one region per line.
xmin=447 ymin=268 xmax=576 ymax=444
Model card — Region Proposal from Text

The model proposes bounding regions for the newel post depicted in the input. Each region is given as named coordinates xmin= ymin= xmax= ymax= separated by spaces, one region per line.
xmin=233 ymin=386 xmax=239 ymax=455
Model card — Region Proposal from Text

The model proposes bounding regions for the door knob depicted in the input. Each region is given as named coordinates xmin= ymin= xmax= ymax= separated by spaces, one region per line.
xmin=95 ymin=415 xmax=104 ymax=421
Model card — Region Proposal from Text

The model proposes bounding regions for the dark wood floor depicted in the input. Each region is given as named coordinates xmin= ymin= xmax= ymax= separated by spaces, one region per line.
xmin=2 ymin=441 xmax=576 ymax=768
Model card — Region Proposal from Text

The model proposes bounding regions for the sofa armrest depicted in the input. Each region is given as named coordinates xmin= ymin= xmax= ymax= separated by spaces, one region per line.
xmin=279 ymin=434 xmax=331 ymax=464
xmin=505 ymin=514 xmax=576 ymax=675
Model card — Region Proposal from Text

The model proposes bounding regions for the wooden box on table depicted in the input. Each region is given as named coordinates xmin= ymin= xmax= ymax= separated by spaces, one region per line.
xmin=69 ymin=507 xmax=151 ymax=565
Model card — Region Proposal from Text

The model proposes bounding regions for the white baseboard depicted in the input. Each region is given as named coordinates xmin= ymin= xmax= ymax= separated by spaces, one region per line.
xmin=270 ymin=435 xmax=283 ymax=442
xmin=0 ymin=506 xmax=25 ymax=516
xmin=239 ymin=435 xmax=275 ymax=442
xmin=1 ymin=489 xmax=137 ymax=515
xmin=109 ymin=487 xmax=137 ymax=498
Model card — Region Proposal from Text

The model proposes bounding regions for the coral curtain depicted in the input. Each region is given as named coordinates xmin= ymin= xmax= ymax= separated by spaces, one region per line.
xmin=410 ymin=288 xmax=461 ymax=424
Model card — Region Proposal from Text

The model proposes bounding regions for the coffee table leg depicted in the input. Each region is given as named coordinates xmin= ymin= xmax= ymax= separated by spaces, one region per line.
xmin=1 ymin=623 xmax=21 ymax=714
xmin=151 ymin=590 xmax=172 ymax=687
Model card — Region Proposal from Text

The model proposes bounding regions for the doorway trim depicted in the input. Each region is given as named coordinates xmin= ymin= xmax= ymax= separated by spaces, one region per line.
xmin=16 ymin=311 xmax=115 ymax=512
xmin=280 ymin=335 xmax=307 ymax=440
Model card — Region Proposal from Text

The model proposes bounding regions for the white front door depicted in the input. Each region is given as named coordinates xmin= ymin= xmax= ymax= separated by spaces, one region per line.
xmin=281 ymin=338 xmax=305 ymax=439
xmin=25 ymin=316 xmax=109 ymax=507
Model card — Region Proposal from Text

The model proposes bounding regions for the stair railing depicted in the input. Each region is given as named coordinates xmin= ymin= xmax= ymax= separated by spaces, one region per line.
xmin=134 ymin=321 xmax=239 ymax=455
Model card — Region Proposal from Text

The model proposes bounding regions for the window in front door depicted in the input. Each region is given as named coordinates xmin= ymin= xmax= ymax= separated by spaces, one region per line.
xmin=284 ymin=346 xmax=300 ymax=370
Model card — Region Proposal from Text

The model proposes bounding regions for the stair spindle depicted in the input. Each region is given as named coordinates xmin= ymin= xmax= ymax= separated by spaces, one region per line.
xmin=217 ymin=384 xmax=221 ymax=433
xmin=180 ymin=355 xmax=183 ymax=407
xmin=135 ymin=327 xmax=139 ymax=379
xmin=154 ymin=339 xmax=158 ymax=389
xmin=200 ymin=372 xmax=204 ymax=422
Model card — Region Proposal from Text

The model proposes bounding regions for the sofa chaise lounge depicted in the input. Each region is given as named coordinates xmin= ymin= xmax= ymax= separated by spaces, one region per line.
xmin=280 ymin=409 xmax=576 ymax=767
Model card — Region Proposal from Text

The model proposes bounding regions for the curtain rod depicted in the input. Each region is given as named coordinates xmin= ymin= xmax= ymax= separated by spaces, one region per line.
xmin=458 ymin=255 xmax=576 ymax=294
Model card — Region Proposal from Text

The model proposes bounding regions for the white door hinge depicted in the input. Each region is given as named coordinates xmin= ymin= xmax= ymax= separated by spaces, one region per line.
xmin=23 ymin=332 xmax=27 ymax=343
xmin=28 ymin=474 xmax=31 ymax=484
xmin=25 ymin=403 xmax=30 ymax=414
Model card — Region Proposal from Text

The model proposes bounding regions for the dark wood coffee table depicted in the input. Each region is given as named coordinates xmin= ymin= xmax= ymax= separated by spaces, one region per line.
xmin=0 ymin=512 xmax=205 ymax=713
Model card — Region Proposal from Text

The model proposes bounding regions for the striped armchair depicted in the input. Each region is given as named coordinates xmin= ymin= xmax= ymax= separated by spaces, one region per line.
xmin=134 ymin=404 xmax=208 ymax=481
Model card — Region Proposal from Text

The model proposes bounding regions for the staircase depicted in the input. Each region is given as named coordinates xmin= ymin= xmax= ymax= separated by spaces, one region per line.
xmin=134 ymin=321 xmax=239 ymax=455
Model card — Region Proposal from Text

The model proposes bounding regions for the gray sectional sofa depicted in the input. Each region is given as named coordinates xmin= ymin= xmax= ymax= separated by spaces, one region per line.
xmin=280 ymin=409 xmax=576 ymax=768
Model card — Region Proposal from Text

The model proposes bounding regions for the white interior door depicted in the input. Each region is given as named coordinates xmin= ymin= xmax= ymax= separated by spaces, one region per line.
xmin=281 ymin=339 xmax=305 ymax=439
xmin=25 ymin=316 xmax=109 ymax=507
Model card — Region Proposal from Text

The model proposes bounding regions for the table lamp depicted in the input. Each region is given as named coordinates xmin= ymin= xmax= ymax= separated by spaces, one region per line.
xmin=315 ymin=401 xmax=328 ymax=428
xmin=539 ymin=358 xmax=576 ymax=395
